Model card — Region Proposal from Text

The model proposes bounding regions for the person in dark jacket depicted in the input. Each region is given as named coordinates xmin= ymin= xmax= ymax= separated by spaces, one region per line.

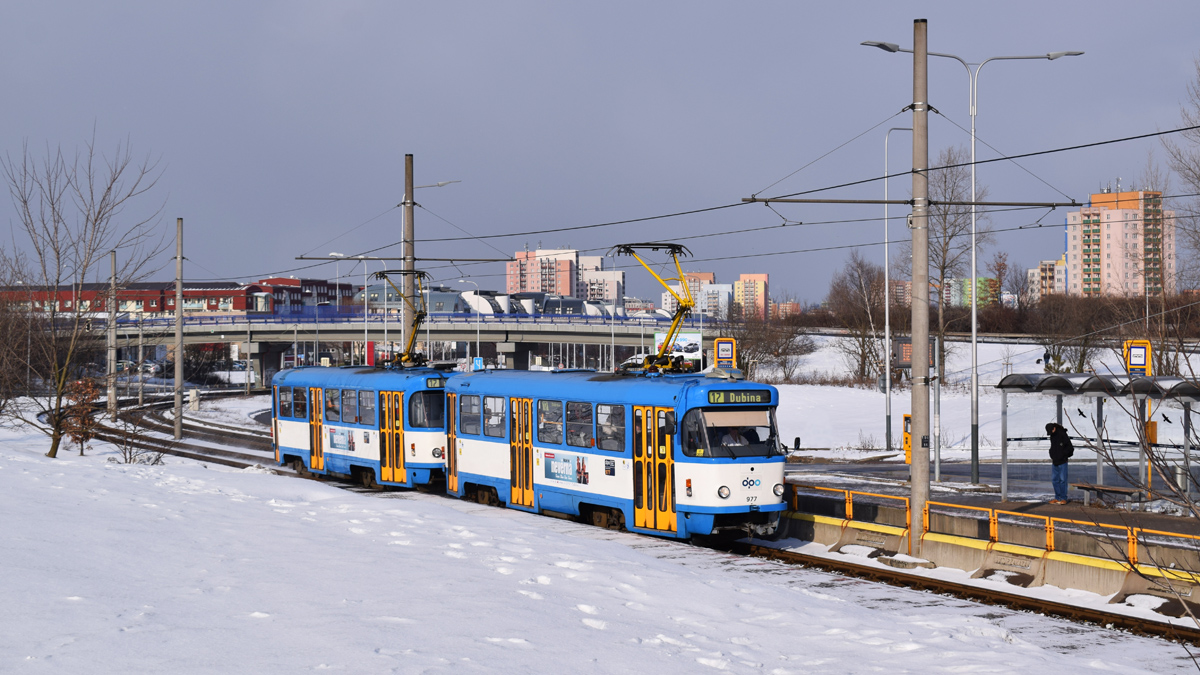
xmin=1046 ymin=423 xmax=1073 ymax=504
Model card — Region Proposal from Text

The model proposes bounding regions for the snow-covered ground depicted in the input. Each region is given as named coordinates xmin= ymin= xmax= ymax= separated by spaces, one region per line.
xmin=3 ymin=392 xmax=1196 ymax=672
xmin=777 ymin=337 xmax=1193 ymax=462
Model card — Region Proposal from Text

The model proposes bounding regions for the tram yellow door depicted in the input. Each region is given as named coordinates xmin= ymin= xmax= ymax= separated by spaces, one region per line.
xmin=510 ymin=398 xmax=534 ymax=508
xmin=308 ymin=388 xmax=325 ymax=472
xmin=447 ymin=393 xmax=459 ymax=493
xmin=380 ymin=392 xmax=406 ymax=483
xmin=633 ymin=406 xmax=676 ymax=533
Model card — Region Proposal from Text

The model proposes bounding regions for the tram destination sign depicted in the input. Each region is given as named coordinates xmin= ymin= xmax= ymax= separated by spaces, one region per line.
xmin=708 ymin=390 xmax=771 ymax=405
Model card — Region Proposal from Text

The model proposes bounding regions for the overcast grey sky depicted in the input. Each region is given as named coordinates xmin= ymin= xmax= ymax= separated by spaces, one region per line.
xmin=4 ymin=1 xmax=1199 ymax=303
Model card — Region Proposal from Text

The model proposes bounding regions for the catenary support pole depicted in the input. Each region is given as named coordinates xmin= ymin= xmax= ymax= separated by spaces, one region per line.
xmin=138 ymin=318 xmax=144 ymax=407
xmin=883 ymin=127 xmax=910 ymax=454
xmin=402 ymin=154 xmax=415 ymax=353
xmin=1139 ymin=398 xmax=1147 ymax=496
xmin=107 ymin=249 xmax=117 ymax=414
xmin=1096 ymin=395 xmax=1105 ymax=497
xmin=934 ymin=336 xmax=941 ymax=482
xmin=909 ymin=18 xmax=931 ymax=555
xmin=245 ymin=320 xmax=251 ymax=395
xmin=1186 ymin=402 xmax=1193 ymax=499
xmin=174 ymin=218 xmax=184 ymax=441
xmin=1000 ymin=389 xmax=1008 ymax=502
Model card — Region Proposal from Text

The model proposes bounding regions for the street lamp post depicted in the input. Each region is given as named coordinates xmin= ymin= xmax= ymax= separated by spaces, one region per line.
xmin=884 ymin=126 xmax=911 ymax=454
xmin=315 ymin=301 xmax=330 ymax=366
xmin=459 ymin=279 xmax=480 ymax=368
xmin=863 ymin=40 xmax=1082 ymax=482
xmin=330 ymin=252 xmax=345 ymax=310
xmin=361 ymin=256 xmax=368 ymax=366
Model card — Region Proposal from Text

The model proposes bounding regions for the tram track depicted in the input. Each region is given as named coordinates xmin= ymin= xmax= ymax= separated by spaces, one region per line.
xmin=96 ymin=407 xmax=1200 ymax=646
xmin=92 ymin=394 xmax=281 ymax=471
xmin=732 ymin=542 xmax=1200 ymax=646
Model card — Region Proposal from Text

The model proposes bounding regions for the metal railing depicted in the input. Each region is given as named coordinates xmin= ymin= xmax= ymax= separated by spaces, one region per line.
xmin=790 ymin=487 xmax=1200 ymax=572
xmin=923 ymin=500 xmax=1200 ymax=569
xmin=791 ymin=484 xmax=910 ymax=526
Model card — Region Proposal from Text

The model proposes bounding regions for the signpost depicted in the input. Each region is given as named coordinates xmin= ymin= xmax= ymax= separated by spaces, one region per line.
xmin=1124 ymin=339 xmax=1151 ymax=377
xmin=714 ymin=337 xmax=737 ymax=370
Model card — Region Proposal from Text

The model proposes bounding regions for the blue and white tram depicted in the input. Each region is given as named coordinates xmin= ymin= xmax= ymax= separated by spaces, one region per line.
xmin=272 ymin=367 xmax=449 ymax=487
xmin=445 ymin=369 xmax=786 ymax=540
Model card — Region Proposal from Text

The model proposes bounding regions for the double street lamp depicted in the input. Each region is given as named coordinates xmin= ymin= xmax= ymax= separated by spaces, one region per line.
xmin=863 ymin=40 xmax=1083 ymax=483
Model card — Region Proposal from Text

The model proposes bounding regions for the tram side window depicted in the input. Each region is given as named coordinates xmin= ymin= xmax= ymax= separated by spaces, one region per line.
xmin=460 ymin=395 xmax=481 ymax=435
xmin=293 ymin=388 xmax=307 ymax=419
xmin=566 ymin=401 xmax=593 ymax=448
xmin=537 ymin=400 xmax=563 ymax=445
xmin=656 ymin=410 xmax=675 ymax=459
xmin=633 ymin=408 xmax=644 ymax=458
xmin=324 ymin=389 xmax=340 ymax=423
xmin=483 ymin=396 xmax=506 ymax=437
xmin=359 ymin=391 xmax=376 ymax=426
xmin=410 ymin=391 xmax=445 ymax=428
xmin=682 ymin=409 xmax=708 ymax=457
xmin=278 ymin=387 xmax=292 ymax=418
xmin=596 ymin=404 xmax=624 ymax=451
xmin=342 ymin=389 xmax=358 ymax=424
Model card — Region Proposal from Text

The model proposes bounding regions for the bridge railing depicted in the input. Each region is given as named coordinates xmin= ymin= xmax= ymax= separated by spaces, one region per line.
xmin=102 ymin=312 xmax=719 ymax=331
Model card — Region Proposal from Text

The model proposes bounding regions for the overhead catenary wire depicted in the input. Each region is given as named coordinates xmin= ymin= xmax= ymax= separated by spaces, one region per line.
xmin=753 ymin=110 xmax=905 ymax=197
xmin=931 ymin=108 xmax=1074 ymax=201
xmin=182 ymin=189 xmax=1200 ymax=284
xmin=763 ymin=123 xmax=1200 ymax=202
xmin=184 ymin=125 xmax=1200 ymax=283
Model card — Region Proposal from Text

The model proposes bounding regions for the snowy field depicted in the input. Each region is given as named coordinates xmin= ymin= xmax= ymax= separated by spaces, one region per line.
xmin=776 ymin=337 xmax=1194 ymax=462
xmin=3 ymin=391 xmax=1197 ymax=672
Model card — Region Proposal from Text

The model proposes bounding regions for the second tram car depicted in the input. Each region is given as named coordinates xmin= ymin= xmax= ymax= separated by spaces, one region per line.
xmin=273 ymin=366 xmax=448 ymax=487
xmin=445 ymin=368 xmax=786 ymax=540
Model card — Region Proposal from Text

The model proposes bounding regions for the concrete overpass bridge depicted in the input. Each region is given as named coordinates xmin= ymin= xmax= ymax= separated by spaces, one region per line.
xmin=103 ymin=312 xmax=1041 ymax=384
xmin=107 ymin=313 xmax=720 ymax=380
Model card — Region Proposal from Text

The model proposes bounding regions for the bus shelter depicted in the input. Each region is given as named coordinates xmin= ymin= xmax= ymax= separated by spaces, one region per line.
xmin=995 ymin=373 xmax=1200 ymax=502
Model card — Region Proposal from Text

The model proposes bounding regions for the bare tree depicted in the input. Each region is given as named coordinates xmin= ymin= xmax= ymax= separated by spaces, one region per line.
xmin=1 ymin=137 xmax=164 ymax=458
xmin=1031 ymin=296 xmax=1109 ymax=373
xmin=718 ymin=314 xmax=815 ymax=382
xmin=900 ymin=145 xmax=992 ymax=378
xmin=1164 ymin=55 xmax=1200 ymax=293
xmin=827 ymin=251 xmax=885 ymax=380
xmin=0 ymin=250 xmax=29 ymax=414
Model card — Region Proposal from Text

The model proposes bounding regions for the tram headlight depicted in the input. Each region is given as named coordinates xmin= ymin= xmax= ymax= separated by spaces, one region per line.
xmin=717 ymin=486 xmax=731 ymax=499
xmin=773 ymin=483 xmax=784 ymax=497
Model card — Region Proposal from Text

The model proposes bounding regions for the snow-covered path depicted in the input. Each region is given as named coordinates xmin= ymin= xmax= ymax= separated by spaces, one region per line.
xmin=2 ymin=429 xmax=1191 ymax=673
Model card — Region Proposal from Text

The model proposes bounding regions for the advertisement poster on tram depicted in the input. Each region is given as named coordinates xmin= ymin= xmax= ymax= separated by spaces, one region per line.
xmin=327 ymin=428 xmax=354 ymax=453
xmin=544 ymin=452 xmax=589 ymax=485
xmin=654 ymin=331 xmax=702 ymax=363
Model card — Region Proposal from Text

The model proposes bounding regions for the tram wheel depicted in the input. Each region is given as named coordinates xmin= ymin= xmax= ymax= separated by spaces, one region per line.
xmin=291 ymin=459 xmax=312 ymax=478
xmin=590 ymin=509 xmax=609 ymax=529
xmin=359 ymin=468 xmax=381 ymax=490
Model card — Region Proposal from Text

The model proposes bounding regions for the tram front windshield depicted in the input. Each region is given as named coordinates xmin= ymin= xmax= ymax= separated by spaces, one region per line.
xmin=682 ymin=408 xmax=783 ymax=458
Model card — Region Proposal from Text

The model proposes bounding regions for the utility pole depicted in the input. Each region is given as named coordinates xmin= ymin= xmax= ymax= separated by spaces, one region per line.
xmin=402 ymin=154 xmax=415 ymax=352
xmin=910 ymin=18 xmax=931 ymax=556
xmin=107 ymin=250 xmax=117 ymax=414
xmin=174 ymin=218 xmax=184 ymax=441
xmin=138 ymin=318 xmax=144 ymax=407
xmin=245 ymin=320 xmax=251 ymax=395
